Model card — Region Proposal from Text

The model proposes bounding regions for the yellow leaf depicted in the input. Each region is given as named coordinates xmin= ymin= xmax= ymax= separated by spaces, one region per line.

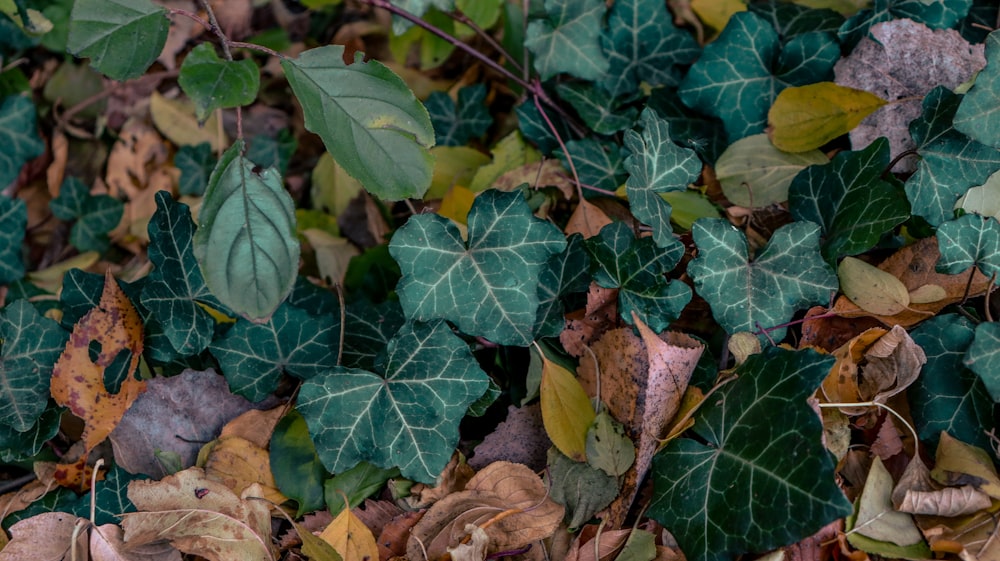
xmin=438 ymin=185 xmax=476 ymax=224
xmin=202 ymin=436 xmax=288 ymax=505
xmin=319 ymin=506 xmax=378 ymax=561
xmin=692 ymin=0 xmax=746 ymax=33
xmin=426 ymin=146 xmax=491 ymax=200
xmin=838 ymin=256 xmax=910 ymax=316
xmin=150 ymin=91 xmax=227 ymax=151
xmin=311 ymin=151 xmax=364 ymax=218
xmin=539 ymin=347 xmax=595 ymax=462
xmin=26 ymin=251 xmax=100 ymax=293
xmin=932 ymin=432 xmax=1000 ymax=499
xmin=768 ymin=82 xmax=886 ymax=152
xmin=908 ymin=284 xmax=947 ymax=304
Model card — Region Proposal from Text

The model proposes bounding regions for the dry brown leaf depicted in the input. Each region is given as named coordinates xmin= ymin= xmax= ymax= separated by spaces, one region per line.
xmin=899 ymin=486 xmax=992 ymax=517
xmin=564 ymin=525 xmax=630 ymax=561
xmin=870 ymin=417 xmax=904 ymax=460
xmin=470 ymin=404 xmax=551 ymax=471
xmin=90 ymin=523 xmax=182 ymax=561
xmin=319 ymin=507 xmax=379 ymax=561
xmin=891 ymin=455 xmax=934 ymax=508
xmin=121 ymin=467 xmax=275 ymax=561
xmin=0 ymin=512 xmax=88 ymax=561
xmin=374 ymin=508 xmax=423 ymax=561
xmin=820 ymin=327 xmax=884 ymax=409
xmin=403 ymin=453 xmax=475 ymax=510
xmin=155 ymin=0 xmax=202 ymax=70
xmin=47 ymin=128 xmax=68 ymax=197
xmin=201 ymin=435 xmax=288 ymax=505
xmin=208 ymin=0 xmax=252 ymax=40
xmin=800 ymin=305 xmax=882 ymax=352
xmin=406 ymin=462 xmax=564 ymax=560
xmin=219 ymin=406 xmax=285 ymax=449
xmin=565 ymin=199 xmax=613 ymax=239
xmin=149 ymin=91 xmax=228 ymax=151
xmin=561 ymin=283 xmax=618 ymax=358
xmin=50 ymin=270 xmax=145 ymax=488
xmin=932 ymin=432 xmax=1000 ymax=499
xmin=493 ymin=160 xmax=574 ymax=200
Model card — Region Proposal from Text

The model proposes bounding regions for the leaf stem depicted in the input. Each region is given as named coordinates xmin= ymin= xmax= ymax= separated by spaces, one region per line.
xmin=230 ymin=40 xmax=285 ymax=59
xmin=986 ymin=272 xmax=996 ymax=323
xmin=818 ymin=401 xmax=919 ymax=458
xmin=196 ymin=0 xmax=233 ymax=61
xmin=445 ymin=9 xmax=524 ymax=76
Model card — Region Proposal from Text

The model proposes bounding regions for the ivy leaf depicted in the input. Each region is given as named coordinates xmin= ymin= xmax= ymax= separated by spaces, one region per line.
xmin=555 ymin=138 xmax=626 ymax=193
xmin=535 ymin=234 xmax=590 ymax=338
xmin=524 ymin=0 xmax=609 ymax=81
xmin=747 ymin=2 xmax=844 ymax=38
xmin=907 ymin=87 xmax=1000 ymax=227
xmin=342 ymin=299 xmax=405 ymax=371
xmin=194 ymin=139 xmax=300 ymax=321
xmin=0 ymin=300 xmax=69 ymax=432
xmin=389 ymin=189 xmax=566 ymax=346
xmin=425 ymin=84 xmax=491 ymax=147
xmin=50 ymin=176 xmax=88 ymax=221
xmin=282 ymin=45 xmax=435 ymax=200
xmin=646 ymin=88 xmax=727 ymax=164
xmin=599 ymin=0 xmax=699 ymax=98
xmin=556 ymin=83 xmax=637 ymax=135
xmin=909 ymin=314 xmax=995 ymax=452
xmin=0 ymin=194 xmax=26 ymax=284
xmin=297 ymin=320 xmax=490 ymax=483
xmin=246 ymin=130 xmax=297 ymax=176
xmin=66 ymin=0 xmax=169 ymax=81
xmin=140 ymin=192 xmax=223 ymax=357
xmin=965 ymin=322 xmax=1000 ymax=402
xmin=936 ymin=213 xmax=1000 ymax=280
xmin=387 ymin=0 xmax=454 ymax=34
xmin=0 ymin=406 xmax=61 ymax=463
xmin=954 ymin=29 xmax=1000 ymax=149
xmin=178 ymin=43 xmax=260 ymax=122
xmin=649 ymin=347 xmax=852 ymax=561
xmin=788 ymin=138 xmax=910 ymax=262
xmin=689 ymin=219 xmax=838 ymax=341
xmin=587 ymin=222 xmax=691 ymax=333
xmin=0 ymin=95 xmax=44 ymax=189
xmin=679 ymin=12 xmax=838 ymax=142
xmin=624 ymin=108 xmax=702 ymax=250
xmin=175 ymin=142 xmax=216 ymax=197
xmin=50 ymin=177 xmax=124 ymax=253
xmin=209 ymin=301 xmax=339 ymax=402
xmin=839 ymin=0 xmax=973 ymax=48
xmin=515 ymin=99 xmax=573 ymax=155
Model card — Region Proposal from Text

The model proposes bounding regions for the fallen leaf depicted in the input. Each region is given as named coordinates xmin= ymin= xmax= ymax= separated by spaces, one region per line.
xmin=851 ymin=456 xmax=924 ymax=546
xmin=0 ymin=512 xmax=88 ymax=561
xmin=931 ymin=432 xmax=1000 ymax=499
xmin=560 ymin=283 xmax=618 ymax=358
xmin=90 ymin=523 xmax=183 ymax=561
xmin=565 ymin=198 xmax=613 ymax=239
xmin=493 ymin=160 xmax=574 ymax=200
xmin=470 ymin=404 xmax=551 ymax=472
xmin=899 ymin=486 xmax=991 ymax=517
xmin=838 ymin=256 xmax=910 ymax=317
xmin=202 ymin=435 xmax=288 ymax=505
xmin=539 ymin=347 xmax=595 ymax=462
xmin=565 ymin=524 xmax=630 ymax=561
xmin=768 ymin=82 xmax=886 ymax=153
xmin=149 ymin=91 xmax=228 ymax=151
xmin=319 ymin=506 xmax=378 ymax=561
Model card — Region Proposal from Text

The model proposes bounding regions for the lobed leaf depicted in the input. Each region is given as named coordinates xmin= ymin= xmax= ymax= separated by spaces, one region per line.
xmin=0 ymin=95 xmax=44 ymax=190
xmin=524 ymin=0 xmax=609 ymax=81
xmin=425 ymin=84 xmax=491 ymax=146
xmin=0 ymin=300 xmax=68 ymax=432
xmin=936 ymin=213 xmax=1000 ymax=280
xmin=964 ymin=322 xmax=1000 ymax=402
xmin=0 ymin=194 xmax=27 ymax=284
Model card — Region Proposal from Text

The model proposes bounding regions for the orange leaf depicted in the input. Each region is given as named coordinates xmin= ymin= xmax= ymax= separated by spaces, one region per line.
xmin=319 ymin=506 xmax=378 ymax=561
xmin=50 ymin=270 xmax=145 ymax=480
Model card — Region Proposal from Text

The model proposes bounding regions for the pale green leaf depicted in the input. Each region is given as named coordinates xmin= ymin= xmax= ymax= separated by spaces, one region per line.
xmin=715 ymin=134 xmax=827 ymax=208
xmin=524 ymin=0 xmax=609 ymax=81
xmin=178 ymin=43 xmax=260 ymax=122
xmin=194 ymin=140 xmax=300 ymax=321
xmin=548 ymin=447 xmax=618 ymax=531
xmin=67 ymin=0 xmax=168 ymax=81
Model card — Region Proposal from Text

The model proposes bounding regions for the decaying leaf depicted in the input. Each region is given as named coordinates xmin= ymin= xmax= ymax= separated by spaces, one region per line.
xmin=899 ymin=486 xmax=992 ymax=517
xmin=851 ymin=457 xmax=924 ymax=546
xmin=0 ymin=512 xmax=88 ymax=561
xmin=319 ymin=506 xmax=378 ymax=561
xmin=838 ymin=256 xmax=911 ymax=317
xmin=931 ymin=432 xmax=1000 ymax=499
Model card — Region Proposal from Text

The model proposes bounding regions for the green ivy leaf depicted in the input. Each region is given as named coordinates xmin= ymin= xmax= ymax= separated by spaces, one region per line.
xmin=210 ymin=301 xmax=339 ymax=402
xmin=0 ymin=194 xmax=26 ymax=284
xmin=0 ymin=299 xmax=69 ymax=432
xmin=194 ymin=140 xmax=300 ymax=321
xmin=599 ymin=0 xmax=699 ymax=98
xmin=955 ymin=29 xmax=1000 ymax=149
xmin=0 ymin=405 xmax=61 ymax=463
xmin=425 ymin=84 xmax=491 ymax=147
xmin=246 ymin=130 xmax=297 ymax=176
xmin=788 ymin=138 xmax=910 ymax=262
xmin=747 ymin=2 xmax=844 ymax=38
xmin=524 ymin=0 xmax=609 ymax=81
xmin=66 ymin=464 xmax=143 ymax=526
xmin=140 ymin=192 xmax=223 ymax=357
xmin=555 ymin=138 xmax=626 ymax=193
xmin=70 ymin=194 xmax=122 ymax=253
xmin=342 ymin=299 xmax=405 ymax=371
xmin=535 ymin=234 xmax=590 ymax=338
xmin=907 ymin=87 xmax=1000 ymax=227
xmin=556 ymin=83 xmax=637 ymax=135
xmin=515 ymin=99 xmax=573 ymax=155
xmin=0 ymin=95 xmax=44 ymax=189
xmin=624 ymin=108 xmax=702 ymax=249
xmin=297 ymin=320 xmax=490 ymax=483
xmin=679 ymin=12 xmax=838 ymax=142
xmin=909 ymin=314 xmax=995 ymax=452
xmin=389 ymin=189 xmax=566 ymax=346
xmin=66 ymin=0 xmax=169 ymax=81
xmin=271 ymin=409 xmax=329 ymax=517
xmin=646 ymin=88 xmax=727 ymax=164
xmin=965 ymin=322 xmax=1000 ymax=402
xmin=178 ymin=43 xmax=260 ymax=122
xmin=649 ymin=347 xmax=852 ymax=561
xmin=50 ymin=176 xmax=88 ymax=220
xmin=587 ymin=222 xmax=691 ymax=333
xmin=175 ymin=142 xmax=216 ymax=197
xmin=689 ymin=219 xmax=838 ymax=341
xmin=936 ymin=213 xmax=1000 ymax=280
xmin=839 ymin=0 xmax=972 ymax=48
xmin=281 ymin=45 xmax=435 ymax=200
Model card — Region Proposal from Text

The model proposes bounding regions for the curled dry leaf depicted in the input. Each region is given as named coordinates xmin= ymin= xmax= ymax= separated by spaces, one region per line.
xmin=90 ymin=523 xmax=183 ymax=561
xmin=0 ymin=512 xmax=87 ymax=561
xmin=406 ymin=461 xmax=564 ymax=561
xmin=899 ymin=486 xmax=992 ymax=517
xmin=560 ymin=283 xmax=618 ymax=358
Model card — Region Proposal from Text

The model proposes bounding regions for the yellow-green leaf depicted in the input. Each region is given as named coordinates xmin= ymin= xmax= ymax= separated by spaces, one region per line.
xmin=837 ymin=256 xmax=909 ymax=316
xmin=539 ymin=348 xmax=595 ymax=462
xmin=768 ymin=82 xmax=886 ymax=152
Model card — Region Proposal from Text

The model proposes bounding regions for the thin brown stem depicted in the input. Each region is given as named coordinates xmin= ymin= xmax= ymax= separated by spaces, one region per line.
xmin=986 ymin=272 xmax=997 ymax=323
xmin=447 ymin=10 xmax=524 ymax=75
xmin=198 ymin=0 xmax=233 ymax=61
xmin=230 ymin=40 xmax=285 ymax=59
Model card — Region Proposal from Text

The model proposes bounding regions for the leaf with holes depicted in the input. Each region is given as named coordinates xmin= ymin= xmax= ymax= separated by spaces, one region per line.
xmin=297 ymin=320 xmax=490 ymax=483
xmin=425 ymin=84 xmax=491 ymax=147
xmin=0 ymin=194 xmax=26 ymax=284
xmin=689 ymin=219 xmax=838 ymax=341
xmin=0 ymin=95 xmax=44 ymax=190
xmin=0 ymin=300 xmax=68 ymax=432
xmin=194 ymin=140 xmax=300 ymax=321
xmin=282 ymin=45 xmax=435 ymax=200
xmin=178 ymin=43 xmax=260 ymax=122
xmin=524 ymin=0 xmax=609 ymax=81
xmin=788 ymin=138 xmax=910 ymax=262
xmin=936 ymin=213 xmax=1000 ymax=281
xmin=389 ymin=189 xmax=565 ymax=346
xmin=66 ymin=0 xmax=169 ymax=81
xmin=649 ymin=347 xmax=852 ymax=561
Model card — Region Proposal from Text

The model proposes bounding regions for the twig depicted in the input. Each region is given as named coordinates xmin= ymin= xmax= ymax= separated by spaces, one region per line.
xmin=446 ymin=9 xmax=524 ymax=76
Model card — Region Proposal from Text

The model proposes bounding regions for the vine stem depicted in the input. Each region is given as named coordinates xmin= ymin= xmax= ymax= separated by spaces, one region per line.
xmin=818 ymin=401 xmax=919 ymax=458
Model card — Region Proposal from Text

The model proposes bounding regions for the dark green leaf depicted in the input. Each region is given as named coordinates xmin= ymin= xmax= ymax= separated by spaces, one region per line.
xmin=555 ymin=138 xmax=626 ymax=193
xmin=0 ymin=300 xmax=69 ymax=432
xmin=140 ymin=192 xmax=223 ymax=357
xmin=955 ymin=29 xmax=1000 ymax=149
xmin=748 ymin=2 xmax=844 ymax=39
xmin=839 ymin=0 xmax=972 ymax=48
xmin=298 ymin=320 xmax=490 ymax=483
xmin=0 ymin=95 xmax=44 ymax=189
xmin=959 ymin=0 xmax=998 ymax=43
xmin=175 ymin=142 xmax=216 ymax=197
xmin=178 ymin=43 xmax=259 ymax=122
xmin=389 ymin=189 xmax=566 ymax=346
xmin=67 ymin=464 xmax=143 ymax=525
xmin=425 ymin=84 xmax=491 ymax=146
xmin=210 ymin=301 xmax=339 ymax=402
xmin=936 ymin=213 xmax=1000 ymax=280
xmin=909 ymin=314 xmax=994 ymax=452
xmin=281 ymin=45 xmax=435 ymax=200
xmin=556 ymin=83 xmax=636 ymax=135
xmin=624 ymin=108 xmax=701 ymax=249
xmin=0 ymin=405 xmax=61 ymax=462
xmin=246 ymin=129 xmax=297 ymax=176
xmin=287 ymin=276 xmax=339 ymax=317
xmin=70 ymin=194 xmax=123 ymax=253
xmin=194 ymin=140 xmax=300 ymax=320
xmin=649 ymin=347 xmax=852 ymax=561
xmin=534 ymin=234 xmax=590 ymax=338
xmin=271 ymin=409 xmax=329 ymax=516
xmin=343 ymin=244 xmax=401 ymax=303
xmin=907 ymin=87 xmax=1000 ymax=227
xmin=599 ymin=0 xmax=699 ymax=98
xmin=2 ymin=488 xmax=81 ymax=529
xmin=524 ymin=0 xmax=609 ymax=81
xmin=66 ymin=0 xmax=169 ymax=81
xmin=342 ymin=298 xmax=405 ymax=371
xmin=789 ymin=138 xmax=910 ymax=262
xmin=965 ymin=322 xmax=1000 ymax=402
xmin=515 ymin=99 xmax=573 ymax=155
xmin=679 ymin=12 xmax=838 ymax=142
xmin=646 ymin=88 xmax=727 ymax=164
xmin=0 ymin=194 xmax=26 ymax=284
xmin=50 ymin=176 xmax=88 ymax=220
xmin=324 ymin=461 xmax=399 ymax=515
xmin=587 ymin=222 xmax=691 ymax=333
xmin=688 ymin=219 xmax=838 ymax=341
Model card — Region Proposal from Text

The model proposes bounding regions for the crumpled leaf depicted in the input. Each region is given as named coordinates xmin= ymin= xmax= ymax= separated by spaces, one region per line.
xmin=90 ymin=522 xmax=183 ymax=561
xmin=689 ymin=219 xmax=838 ymax=341
xmin=768 ymin=82 xmax=886 ymax=153
xmin=406 ymin=461 xmax=565 ymax=560
xmin=850 ymin=456 xmax=924 ymax=546
xmin=898 ymin=486 xmax=991 ymax=517
xmin=715 ymin=134 xmax=827 ymax=208
xmin=121 ymin=467 xmax=275 ymax=561
xmin=389 ymin=189 xmax=565 ymax=346
xmin=524 ymin=0 xmax=609 ymax=81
